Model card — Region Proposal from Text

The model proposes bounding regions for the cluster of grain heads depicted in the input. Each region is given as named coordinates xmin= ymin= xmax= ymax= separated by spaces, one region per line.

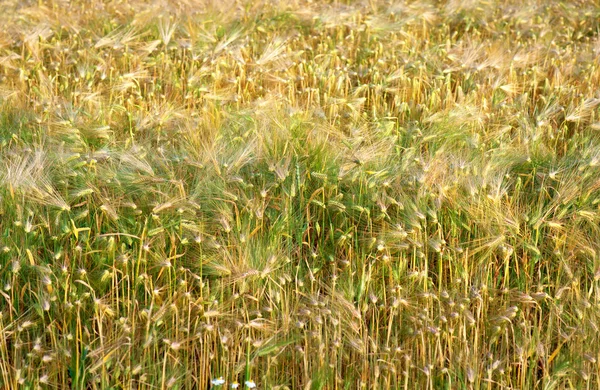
xmin=1 ymin=0 xmax=600 ymax=388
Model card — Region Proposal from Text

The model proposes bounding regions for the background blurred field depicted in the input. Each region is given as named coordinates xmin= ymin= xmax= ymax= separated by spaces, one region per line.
xmin=1 ymin=0 xmax=600 ymax=388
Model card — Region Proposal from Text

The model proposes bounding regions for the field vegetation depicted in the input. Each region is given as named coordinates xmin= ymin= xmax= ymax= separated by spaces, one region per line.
xmin=1 ymin=0 xmax=600 ymax=388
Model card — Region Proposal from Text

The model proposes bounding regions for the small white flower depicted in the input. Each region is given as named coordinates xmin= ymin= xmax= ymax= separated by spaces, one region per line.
xmin=211 ymin=377 xmax=226 ymax=386
xmin=231 ymin=382 xmax=240 ymax=389
xmin=245 ymin=380 xmax=256 ymax=388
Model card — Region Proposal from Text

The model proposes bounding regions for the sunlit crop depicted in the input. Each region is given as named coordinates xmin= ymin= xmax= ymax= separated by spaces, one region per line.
xmin=1 ymin=0 xmax=600 ymax=388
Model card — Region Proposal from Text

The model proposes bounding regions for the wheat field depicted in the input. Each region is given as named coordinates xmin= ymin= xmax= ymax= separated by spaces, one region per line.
xmin=1 ymin=0 xmax=600 ymax=389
